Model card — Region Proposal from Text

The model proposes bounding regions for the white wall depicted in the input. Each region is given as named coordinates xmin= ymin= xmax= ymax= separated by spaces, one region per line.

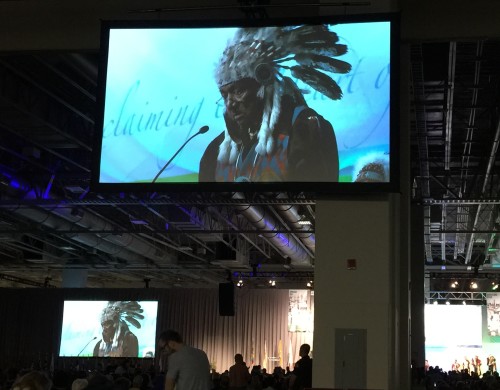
xmin=314 ymin=197 xmax=397 ymax=389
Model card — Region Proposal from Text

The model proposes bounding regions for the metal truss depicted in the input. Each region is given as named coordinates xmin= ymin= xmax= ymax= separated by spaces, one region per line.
xmin=0 ymin=273 xmax=56 ymax=288
xmin=0 ymin=195 xmax=316 ymax=207
xmin=426 ymin=291 xmax=486 ymax=302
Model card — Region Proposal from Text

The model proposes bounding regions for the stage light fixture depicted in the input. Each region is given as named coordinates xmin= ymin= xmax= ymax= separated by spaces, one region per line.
xmin=433 ymin=300 xmax=438 ymax=305
xmin=451 ymin=281 xmax=458 ymax=288
xmin=470 ymin=281 xmax=478 ymax=289
xmin=306 ymin=280 xmax=313 ymax=289
xmin=269 ymin=279 xmax=276 ymax=287
xmin=462 ymin=301 xmax=467 ymax=305
xmin=446 ymin=300 xmax=450 ymax=305
xmin=237 ymin=279 xmax=244 ymax=288
xmin=492 ymin=281 xmax=499 ymax=290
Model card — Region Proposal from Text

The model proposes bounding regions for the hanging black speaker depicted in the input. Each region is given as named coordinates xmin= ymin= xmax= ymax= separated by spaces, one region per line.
xmin=218 ymin=282 xmax=235 ymax=316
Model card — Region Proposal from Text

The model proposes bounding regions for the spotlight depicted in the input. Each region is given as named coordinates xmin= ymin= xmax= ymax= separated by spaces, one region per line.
xmin=269 ymin=280 xmax=276 ymax=287
xmin=237 ymin=279 xmax=244 ymax=288
xmin=446 ymin=300 xmax=451 ymax=305
xmin=462 ymin=301 xmax=467 ymax=305
xmin=492 ymin=281 xmax=499 ymax=291
xmin=451 ymin=281 xmax=458 ymax=288
xmin=433 ymin=300 xmax=438 ymax=305
xmin=470 ymin=281 xmax=478 ymax=289
xmin=306 ymin=280 xmax=313 ymax=289
xmin=298 ymin=215 xmax=312 ymax=225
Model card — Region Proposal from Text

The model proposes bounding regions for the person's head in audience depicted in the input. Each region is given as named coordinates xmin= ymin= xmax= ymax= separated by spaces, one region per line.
xmin=234 ymin=354 xmax=244 ymax=365
xmin=298 ymin=344 xmax=310 ymax=358
xmin=11 ymin=371 xmax=52 ymax=390
xmin=72 ymin=378 xmax=89 ymax=390
xmin=131 ymin=375 xmax=143 ymax=390
xmin=157 ymin=330 xmax=183 ymax=353
xmin=113 ymin=377 xmax=131 ymax=390
xmin=86 ymin=372 xmax=113 ymax=390
xmin=251 ymin=366 xmax=261 ymax=376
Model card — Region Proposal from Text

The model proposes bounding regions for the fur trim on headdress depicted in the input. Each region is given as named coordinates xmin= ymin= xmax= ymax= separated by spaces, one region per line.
xmin=217 ymin=129 xmax=240 ymax=164
xmin=215 ymin=24 xmax=351 ymax=161
xmin=353 ymin=152 xmax=390 ymax=182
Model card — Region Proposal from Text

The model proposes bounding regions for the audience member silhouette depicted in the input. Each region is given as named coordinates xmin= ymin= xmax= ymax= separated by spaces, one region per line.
xmin=228 ymin=354 xmax=250 ymax=390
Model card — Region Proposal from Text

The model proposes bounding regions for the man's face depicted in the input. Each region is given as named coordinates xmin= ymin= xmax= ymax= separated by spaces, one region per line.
xmin=158 ymin=338 xmax=173 ymax=354
xmin=219 ymin=78 xmax=263 ymax=130
xmin=101 ymin=320 xmax=116 ymax=342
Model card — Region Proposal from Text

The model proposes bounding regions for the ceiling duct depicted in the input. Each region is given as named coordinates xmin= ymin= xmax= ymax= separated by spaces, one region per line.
xmin=272 ymin=193 xmax=315 ymax=252
xmin=11 ymin=206 xmax=174 ymax=266
xmin=0 ymin=172 xmax=177 ymax=266
xmin=231 ymin=193 xmax=312 ymax=267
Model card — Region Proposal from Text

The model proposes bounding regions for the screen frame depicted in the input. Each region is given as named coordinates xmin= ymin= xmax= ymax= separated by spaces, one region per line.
xmin=91 ymin=13 xmax=400 ymax=194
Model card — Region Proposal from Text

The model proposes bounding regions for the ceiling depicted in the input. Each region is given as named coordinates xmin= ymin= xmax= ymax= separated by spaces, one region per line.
xmin=410 ymin=40 xmax=500 ymax=299
xmin=0 ymin=6 xmax=499 ymax=293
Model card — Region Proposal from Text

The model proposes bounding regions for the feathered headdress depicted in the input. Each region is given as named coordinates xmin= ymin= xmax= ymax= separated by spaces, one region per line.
xmin=101 ymin=301 xmax=144 ymax=329
xmin=215 ymin=24 xmax=351 ymax=163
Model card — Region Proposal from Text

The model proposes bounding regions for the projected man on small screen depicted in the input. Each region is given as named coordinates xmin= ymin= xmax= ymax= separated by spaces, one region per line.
xmin=199 ymin=25 xmax=351 ymax=183
xmin=93 ymin=301 xmax=143 ymax=357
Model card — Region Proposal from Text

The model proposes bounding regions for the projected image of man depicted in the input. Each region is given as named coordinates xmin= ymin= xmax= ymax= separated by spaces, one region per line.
xmin=93 ymin=301 xmax=143 ymax=357
xmin=199 ymin=25 xmax=351 ymax=183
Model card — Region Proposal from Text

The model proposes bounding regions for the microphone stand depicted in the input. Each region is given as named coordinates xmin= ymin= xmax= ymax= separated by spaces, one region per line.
xmin=77 ymin=336 xmax=97 ymax=357
xmin=152 ymin=126 xmax=209 ymax=183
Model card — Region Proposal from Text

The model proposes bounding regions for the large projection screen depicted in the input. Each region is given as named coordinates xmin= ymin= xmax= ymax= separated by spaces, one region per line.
xmin=92 ymin=15 xmax=399 ymax=193
xmin=59 ymin=300 xmax=158 ymax=358
xmin=425 ymin=304 xmax=483 ymax=370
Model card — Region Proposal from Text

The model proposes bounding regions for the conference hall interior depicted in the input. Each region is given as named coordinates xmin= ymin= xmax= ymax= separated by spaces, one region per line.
xmin=0 ymin=1 xmax=500 ymax=390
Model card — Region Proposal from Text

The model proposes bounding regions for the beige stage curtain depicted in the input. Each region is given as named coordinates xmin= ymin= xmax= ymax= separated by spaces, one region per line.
xmin=158 ymin=288 xmax=313 ymax=373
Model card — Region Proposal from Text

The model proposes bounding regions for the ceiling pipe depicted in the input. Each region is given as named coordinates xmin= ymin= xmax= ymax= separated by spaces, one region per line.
xmin=272 ymin=193 xmax=315 ymax=253
xmin=1 ymin=170 xmax=179 ymax=265
xmin=465 ymin=115 xmax=500 ymax=264
xmin=43 ymin=205 xmax=177 ymax=265
xmin=465 ymin=41 xmax=497 ymax=265
xmin=231 ymin=193 xmax=312 ymax=266
xmin=411 ymin=43 xmax=433 ymax=263
xmin=11 ymin=206 xmax=163 ymax=265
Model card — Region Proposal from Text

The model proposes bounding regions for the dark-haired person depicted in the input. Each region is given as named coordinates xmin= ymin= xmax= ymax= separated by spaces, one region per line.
xmin=199 ymin=25 xmax=351 ymax=183
xmin=229 ymin=353 xmax=250 ymax=390
xmin=159 ymin=330 xmax=211 ymax=390
xmin=289 ymin=344 xmax=312 ymax=390
xmin=11 ymin=371 xmax=52 ymax=390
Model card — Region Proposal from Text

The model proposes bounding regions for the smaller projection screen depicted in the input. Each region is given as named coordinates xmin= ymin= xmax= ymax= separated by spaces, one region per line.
xmin=92 ymin=14 xmax=399 ymax=193
xmin=59 ymin=300 xmax=158 ymax=358
xmin=486 ymin=293 xmax=500 ymax=339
